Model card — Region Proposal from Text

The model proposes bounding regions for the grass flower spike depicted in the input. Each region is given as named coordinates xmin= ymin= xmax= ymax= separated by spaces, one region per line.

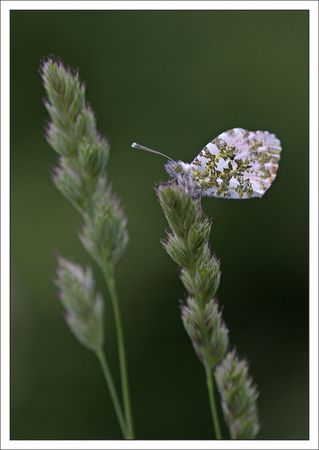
xmin=181 ymin=297 xmax=228 ymax=368
xmin=41 ymin=58 xmax=134 ymax=438
xmin=157 ymin=182 xmax=259 ymax=440
xmin=215 ymin=351 xmax=260 ymax=439
xmin=157 ymin=184 xmax=229 ymax=439
xmin=55 ymin=257 xmax=104 ymax=353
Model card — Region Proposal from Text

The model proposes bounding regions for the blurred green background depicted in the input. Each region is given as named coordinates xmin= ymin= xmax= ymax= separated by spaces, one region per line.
xmin=11 ymin=10 xmax=308 ymax=440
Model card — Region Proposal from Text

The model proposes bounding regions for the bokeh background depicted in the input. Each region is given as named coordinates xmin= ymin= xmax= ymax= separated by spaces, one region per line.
xmin=11 ymin=10 xmax=308 ymax=440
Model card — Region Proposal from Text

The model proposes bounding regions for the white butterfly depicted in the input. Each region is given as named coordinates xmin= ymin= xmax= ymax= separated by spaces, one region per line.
xmin=132 ymin=127 xmax=281 ymax=199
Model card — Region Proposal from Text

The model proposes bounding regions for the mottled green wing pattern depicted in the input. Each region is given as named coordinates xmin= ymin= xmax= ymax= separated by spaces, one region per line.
xmin=191 ymin=128 xmax=281 ymax=199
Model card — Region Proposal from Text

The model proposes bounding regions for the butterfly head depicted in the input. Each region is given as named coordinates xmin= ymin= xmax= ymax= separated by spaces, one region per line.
xmin=164 ymin=160 xmax=193 ymax=179
xmin=165 ymin=160 xmax=201 ymax=197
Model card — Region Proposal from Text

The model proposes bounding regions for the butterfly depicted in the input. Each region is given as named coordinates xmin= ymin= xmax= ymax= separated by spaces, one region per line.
xmin=132 ymin=127 xmax=281 ymax=199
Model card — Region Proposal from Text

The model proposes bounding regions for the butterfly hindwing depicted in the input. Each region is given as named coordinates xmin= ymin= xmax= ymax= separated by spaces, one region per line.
xmin=191 ymin=128 xmax=281 ymax=199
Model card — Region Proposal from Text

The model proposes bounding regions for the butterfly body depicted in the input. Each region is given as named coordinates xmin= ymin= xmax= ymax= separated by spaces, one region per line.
xmin=164 ymin=128 xmax=281 ymax=199
xmin=132 ymin=127 xmax=281 ymax=199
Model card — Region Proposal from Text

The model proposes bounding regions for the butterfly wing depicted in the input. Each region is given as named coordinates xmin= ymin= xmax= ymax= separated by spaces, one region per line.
xmin=191 ymin=128 xmax=281 ymax=199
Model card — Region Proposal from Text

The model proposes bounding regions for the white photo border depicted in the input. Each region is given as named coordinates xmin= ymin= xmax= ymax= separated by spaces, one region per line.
xmin=1 ymin=1 xmax=318 ymax=449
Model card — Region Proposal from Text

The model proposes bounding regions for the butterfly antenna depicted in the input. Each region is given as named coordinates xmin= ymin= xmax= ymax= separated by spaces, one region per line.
xmin=131 ymin=142 xmax=175 ymax=162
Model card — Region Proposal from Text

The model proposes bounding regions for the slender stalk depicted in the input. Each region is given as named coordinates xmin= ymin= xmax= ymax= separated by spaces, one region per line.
xmin=102 ymin=265 xmax=135 ymax=439
xmin=204 ymin=363 xmax=222 ymax=440
xmin=96 ymin=350 xmax=127 ymax=438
